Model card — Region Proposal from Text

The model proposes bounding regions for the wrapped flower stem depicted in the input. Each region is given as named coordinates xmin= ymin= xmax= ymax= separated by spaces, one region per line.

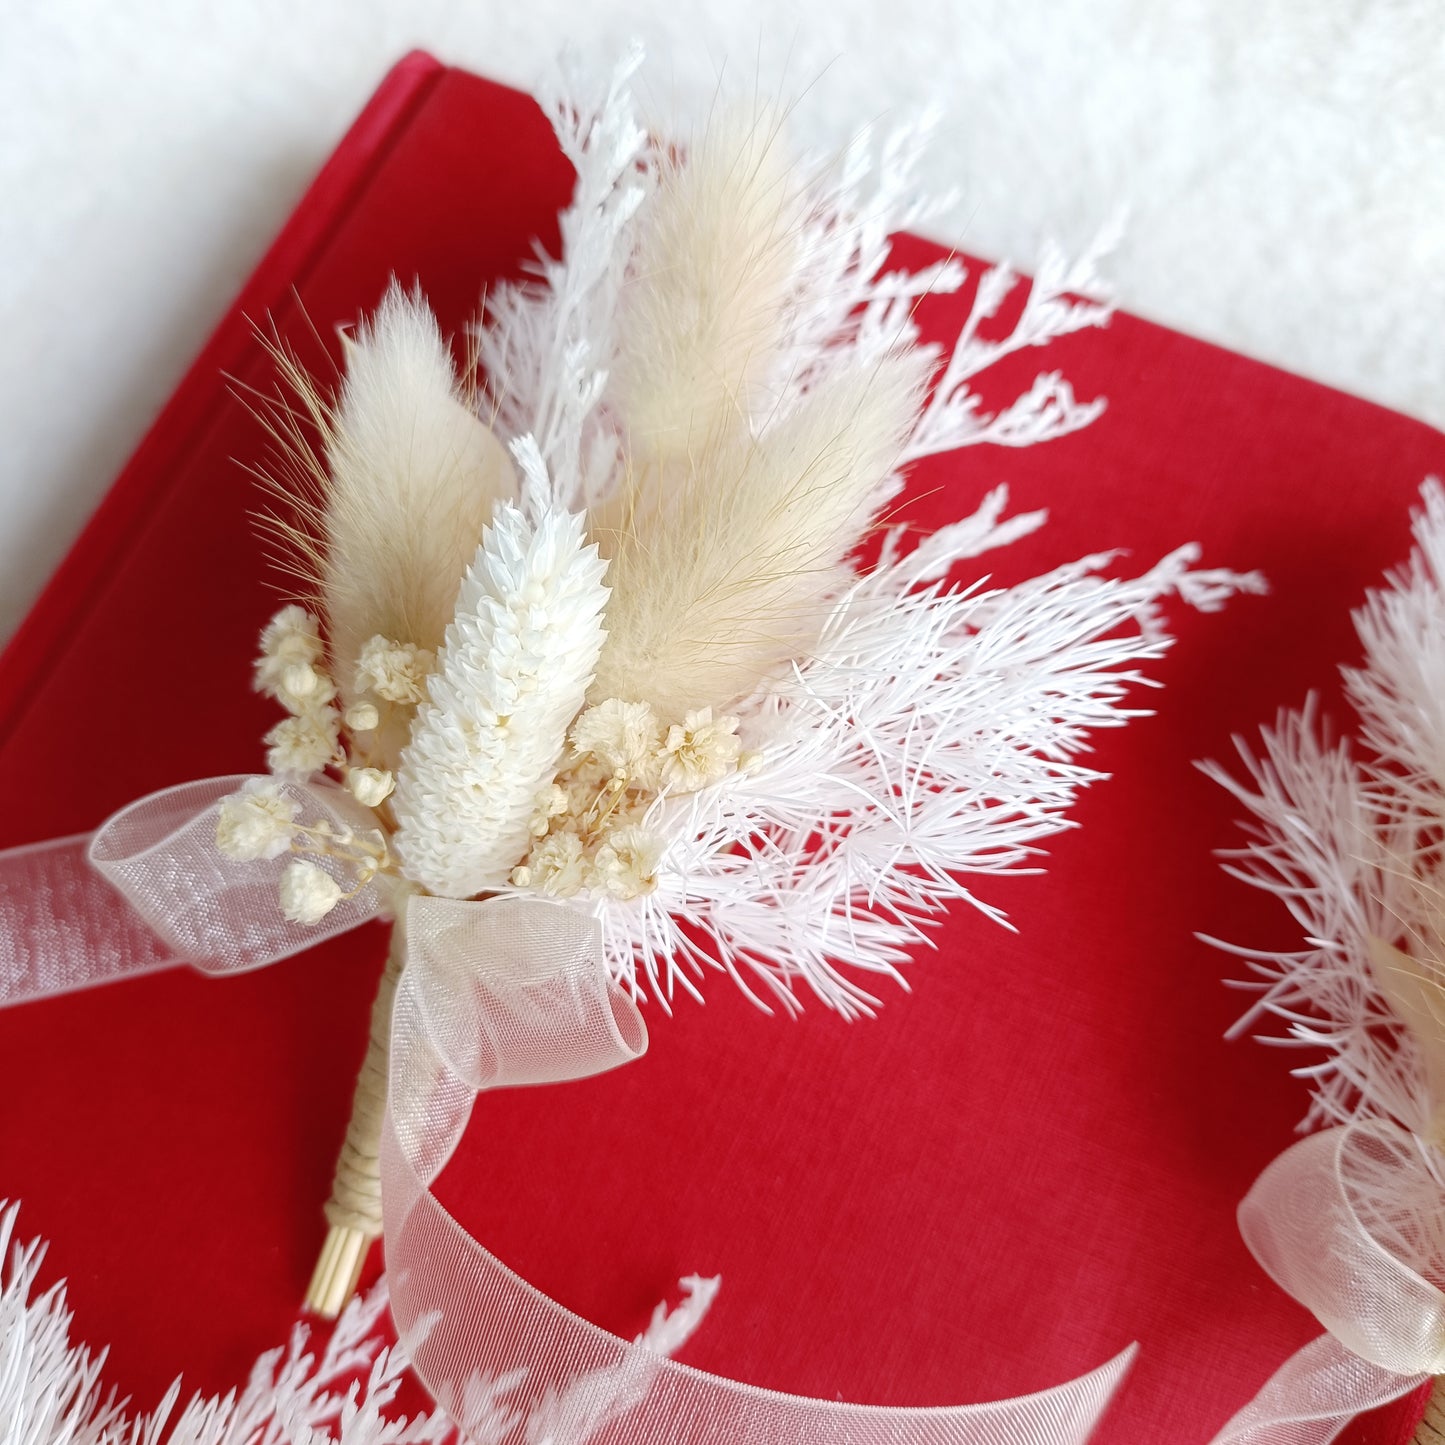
xmin=307 ymin=911 xmax=406 ymax=1317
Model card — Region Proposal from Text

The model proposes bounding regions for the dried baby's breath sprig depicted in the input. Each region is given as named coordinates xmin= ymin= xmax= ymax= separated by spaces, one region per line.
xmin=661 ymin=709 xmax=742 ymax=793
xmin=215 ymin=779 xmax=301 ymax=862
xmin=264 ymin=708 xmax=342 ymax=776
xmin=393 ymin=496 xmax=610 ymax=898
xmin=254 ymin=605 xmax=324 ymax=697
xmin=280 ymin=861 xmax=346 ymax=925
xmin=353 ymin=637 xmax=435 ymax=705
xmin=346 ymin=768 xmax=395 ymax=809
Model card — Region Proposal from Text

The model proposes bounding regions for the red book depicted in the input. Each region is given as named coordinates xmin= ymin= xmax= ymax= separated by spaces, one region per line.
xmin=2 ymin=52 xmax=1442 ymax=1444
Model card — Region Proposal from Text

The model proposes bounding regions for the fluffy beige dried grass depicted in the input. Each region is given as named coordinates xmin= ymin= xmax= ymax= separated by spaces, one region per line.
xmin=589 ymin=352 xmax=931 ymax=721
xmin=609 ymin=106 xmax=800 ymax=460
xmin=260 ymin=282 xmax=516 ymax=694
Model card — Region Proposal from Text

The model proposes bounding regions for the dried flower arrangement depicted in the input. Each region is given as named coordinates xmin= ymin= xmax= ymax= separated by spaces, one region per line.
xmin=210 ymin=53 xmax=1262 ymax=1317
xmin=1206 ymin=481 xmax=1445 ymax=1442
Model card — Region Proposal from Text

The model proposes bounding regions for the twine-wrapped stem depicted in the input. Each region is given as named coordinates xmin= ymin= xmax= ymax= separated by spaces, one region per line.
xmin=1415 ymin=1377 xmax=1445 ymax=1443
xmin=304 ymin=915 xmax=405 ymax=1317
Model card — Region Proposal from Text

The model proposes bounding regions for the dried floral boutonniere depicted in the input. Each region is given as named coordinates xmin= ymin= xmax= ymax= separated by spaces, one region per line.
xmin=219 ymin=56 xmax=1263 ymax=1315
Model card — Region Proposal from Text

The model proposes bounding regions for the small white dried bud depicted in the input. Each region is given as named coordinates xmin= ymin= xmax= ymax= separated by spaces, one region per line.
xmin=254 ymin=606 xmax=324 ymax=695
xmin=355 ymin=636 xmax=435 ymax=705
xmin=214 ymin=779 xmax=299 ymax=861
xmin=591 ymin=825 xmax=664 ymax=901
xmin=519 ymin=829 xmax=589 ymax=898
xmin=279 ymin=859 xmax=345 ymax=925
xmin=660 ymin=708 xmax=742 ymax=793
xmin=265 ymin=707 xmax=341 ymax=776
xmin=344 ymin=701 xmax=380 ymax=732
xmin=528 ymin=782 xmax=569 ymax=838
xmin=347 ymin=767 xmax=395 ymax=808
xmin=570 ymin=698 xmax=664 ymax=778
xmin=276 ymin=662 xmax=336 ymax=713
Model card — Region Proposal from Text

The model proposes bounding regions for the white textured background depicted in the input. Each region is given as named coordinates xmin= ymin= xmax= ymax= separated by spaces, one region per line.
xmin=3 ymin=2 xmax=1443 ymax=640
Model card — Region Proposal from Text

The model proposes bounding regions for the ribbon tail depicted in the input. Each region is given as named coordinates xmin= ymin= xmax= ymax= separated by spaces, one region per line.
xmin=1209 ymin=1334 xmax=1426 ymax=1445
xmin=0 ymin=832 xmax=178 ymax=1007
xmin=382 ymin=894 xmax=1134 ymax=1445
xmin=0 ymin=775 xmax=386 ymax=1011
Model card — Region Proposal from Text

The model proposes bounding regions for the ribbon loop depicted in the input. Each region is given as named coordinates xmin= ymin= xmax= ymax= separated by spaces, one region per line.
xmin=1240 ymin=1122 xmax=1445 ymax=1376
xmin=1207 ymin=1120 xmax=1445 ymax=1443
xmin=90 ymin=775 xmax=383 ymax=973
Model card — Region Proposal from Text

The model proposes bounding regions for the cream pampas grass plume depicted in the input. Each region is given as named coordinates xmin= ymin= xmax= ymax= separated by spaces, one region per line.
xmin=322 ymin=285 xmax=518 ymax=682
xmin=609 ymin=106 xmax=798 ymax=459
xmin=590 ymin=352 xmax=930 ymax=719
xmin=393 ymin=489 xmax=610 ymax=898
xmin=263 ymin=281 xmax=518 ymax=691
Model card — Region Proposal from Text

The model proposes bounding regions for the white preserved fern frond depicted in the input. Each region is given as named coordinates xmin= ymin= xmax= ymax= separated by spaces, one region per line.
xmin=1205 ymin=479 xmax=1445 ymax=1140
xmin=0 ymin=1201 xmax=450 ymax=1444
xmin=477 ymin=48 xmax=650 ymax=515
xmin=593 ymin=500 xmax=1263 ymax=1017
xmin=394 ymin=496 xmax=609 ymax=898
xmin=0 ymin=1202 xmax=721 ymax=1445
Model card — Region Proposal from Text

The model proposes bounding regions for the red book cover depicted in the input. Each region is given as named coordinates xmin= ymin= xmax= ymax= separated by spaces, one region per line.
xmin=2 ymin=52 xmax=1443 ymax=1443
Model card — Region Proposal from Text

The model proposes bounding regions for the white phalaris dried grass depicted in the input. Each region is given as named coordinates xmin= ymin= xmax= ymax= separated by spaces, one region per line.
xmin=393 ymin=499 xmax=610 ymax=898
xmin=315 ymin=282 xmax=517 ymax=687
xmin=609 ymin=105 xmax=798 ymax=459
xmin=589 ymin=352 xmax=930 ymax=719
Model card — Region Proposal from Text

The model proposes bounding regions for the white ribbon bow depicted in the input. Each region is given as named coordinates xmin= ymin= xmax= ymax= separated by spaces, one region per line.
xmin=0 ymin=775 xmax=1135 ymax=1444
xmin=1209 ymin=1121 xmax=1443 ymax=1444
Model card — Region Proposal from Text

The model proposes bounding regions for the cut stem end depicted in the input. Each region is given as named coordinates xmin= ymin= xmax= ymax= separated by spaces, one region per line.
xmin=305 ymin=1223 xmax=375 ymax=1318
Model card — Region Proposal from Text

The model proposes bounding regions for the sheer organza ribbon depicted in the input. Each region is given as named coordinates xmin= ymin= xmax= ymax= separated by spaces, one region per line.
xmin=0 ymin=775 xmax=1134 ymax=1444
xmin=1208 ymin=1121 xmax=1445 ymax=1444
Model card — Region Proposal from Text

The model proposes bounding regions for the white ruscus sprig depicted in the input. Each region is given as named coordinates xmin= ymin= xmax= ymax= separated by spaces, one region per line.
xmin=1204 ymin=478 xmax=1445 ymax=1140
xmin=392 ymin=489 xmax=609 ymax=898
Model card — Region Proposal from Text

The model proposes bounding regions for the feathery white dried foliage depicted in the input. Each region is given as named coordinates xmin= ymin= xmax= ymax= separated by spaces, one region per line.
xmin=598 ymin=508 xmax=1262 ymax=1017
xmin=453 ymin=55 xmax=1258 ymax=1014
xmin=319 ymin=284 xmax=518 ymax=683
xmin=1204 ymin=479 xmax=1445 ymax=1139
xmin=0 ymin=1201 xmax=720 ymax=1445
xmin=0 ymin=1200 xmax=451 ymax=1444
xmin=477 ymin=47 xmax=650 ymax=514
xmin=478 ymin=58 xmax=1113 ymax=528
xmin=394 ymin=496 xmax=609 ymax=898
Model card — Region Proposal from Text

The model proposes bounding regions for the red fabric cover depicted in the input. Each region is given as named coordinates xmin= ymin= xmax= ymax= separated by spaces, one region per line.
xmin=1 ymin=52 xmax=1442 ymax=1444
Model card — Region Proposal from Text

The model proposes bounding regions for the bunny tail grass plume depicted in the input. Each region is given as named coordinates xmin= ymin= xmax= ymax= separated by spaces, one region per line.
xmin=590 ymin=351 xmax=930 ymax=720
xmin=394 ymin=498 xmax=609 ymax=898
xmin=610 ymin=105 xmax=798 ymax=459
xmin=319 ymin=282 xmax=517 ymax=687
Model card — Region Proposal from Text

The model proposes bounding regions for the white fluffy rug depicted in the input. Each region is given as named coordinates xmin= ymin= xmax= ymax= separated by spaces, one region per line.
xmin=2 ymin=1 xmax=1442 ymax=639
